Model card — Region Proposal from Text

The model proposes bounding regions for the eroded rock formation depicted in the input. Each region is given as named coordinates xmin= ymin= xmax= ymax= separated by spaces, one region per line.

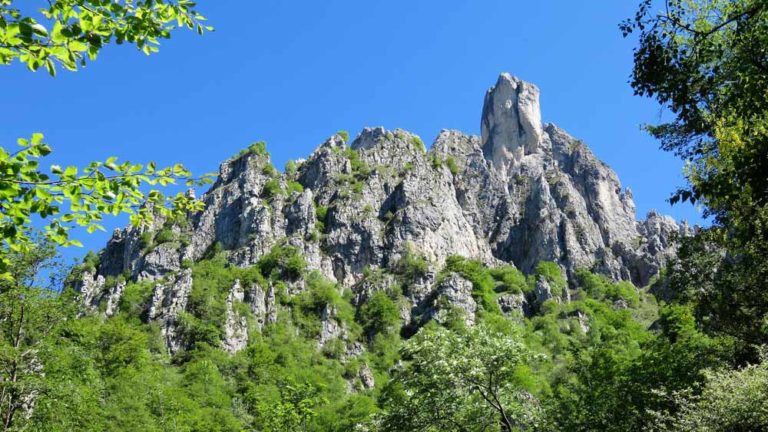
xmin=75 ymin=73 xmax=689 ymax=352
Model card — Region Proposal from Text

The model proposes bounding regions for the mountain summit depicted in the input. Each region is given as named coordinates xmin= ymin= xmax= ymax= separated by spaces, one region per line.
xmin=76 ymin=73 xmax=688 ymax=351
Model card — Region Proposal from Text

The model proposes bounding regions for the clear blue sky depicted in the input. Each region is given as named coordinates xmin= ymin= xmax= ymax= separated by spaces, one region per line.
xmin=2 ymin=0 xmax=701 ymax=265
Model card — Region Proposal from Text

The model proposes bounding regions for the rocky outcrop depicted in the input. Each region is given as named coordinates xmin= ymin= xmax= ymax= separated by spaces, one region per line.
xmin=77 ymin=271 xmax=105 ymax=311
xmin=147 ymin=269 xmax=193 ymax=353
xmin=424 ymin=273 xmax=477 ymax=326
xmin=359 ymin=364 xmax=376 ymax=390
xmin=104 ymin=280 xmax=125 ymax=317
xmin=497 ymin=292 xmax=529 ymax=316
xmin=481 ymin=73 xmax=544 ymax=171
xmin=318 ymin=304 xmax=346 ymax=347
xmin=246 ymin=282 xmax=277 ymax=330
xmin=533 ymin=277 xmax=555 ymax=308
xmin=223 ymin=280 xmax=249 ymax=354
xmin=75 ymin=271 xmax=125 ymax=317
xmin=75 ymin=73 xmax=689 ymax=350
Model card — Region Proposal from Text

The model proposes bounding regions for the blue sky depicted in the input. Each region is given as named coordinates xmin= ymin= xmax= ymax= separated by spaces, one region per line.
xmin=2 ymin=0 xmax=701 ymax=265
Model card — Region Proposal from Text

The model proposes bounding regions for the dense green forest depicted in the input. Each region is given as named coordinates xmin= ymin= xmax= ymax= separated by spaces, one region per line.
xmin=3 ymin=0 xmax=768 ymax=431
xmin=1 ymin=239 xmax=738 ymax=431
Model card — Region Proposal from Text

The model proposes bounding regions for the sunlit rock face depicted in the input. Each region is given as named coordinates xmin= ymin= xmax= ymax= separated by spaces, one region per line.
xmin=76 ymin=73 xmax=689 ymax=351
xmin=481 ymin=73 xmax=544 ymax=171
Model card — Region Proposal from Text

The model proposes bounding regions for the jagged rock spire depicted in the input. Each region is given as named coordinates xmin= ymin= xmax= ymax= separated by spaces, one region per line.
xmin=481 ymin=73 xmax=543 ymax=172
xmin=77 ymin=73 xmax=691 ymax=352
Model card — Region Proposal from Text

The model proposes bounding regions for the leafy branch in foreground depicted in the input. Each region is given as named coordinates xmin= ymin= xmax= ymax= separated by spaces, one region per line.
xmin=0 ymin=0 xmax=212 ymax=75
xmin=0 ymin=132 xmax=214 ymax=279
xmin=622 ymin=0 xmax=768 ymax=357
xmin=621 ymin=0 xmax=768 ymax=211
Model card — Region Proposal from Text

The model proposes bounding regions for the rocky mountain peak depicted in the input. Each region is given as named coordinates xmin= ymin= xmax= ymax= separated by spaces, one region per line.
xmin=481 ymin=73 xmax=544 ymax=173
xmin=74 ymin=73 xmax=690 ymax=352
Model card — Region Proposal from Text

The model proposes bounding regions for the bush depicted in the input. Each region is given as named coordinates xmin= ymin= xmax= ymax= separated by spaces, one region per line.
xmin=292 ymin=272 xmax=357 ymax=337
xmin=443 ymin=256 xmax=500 ymax=314
xmin=82 ymin=251 xmax=100 ymax=272
xmin=300 ymin=275 xmax=339 ymax=311
xmin=154 ymin=228 xmax=176 ymax=245
xmin=655 ymin=352 xmax=768 ymax=431
xmin=393 ymin=246 xmax=429 ymax=279
xmin=287 ymin=181 xmax=304 ymax=194
xmin=445 ymin=156 xmax=459 ymax=175
xmin=285 ymin=160 xmax=298 ymax=176
xmin=315 ymin=205 xmax=329 ymax=222
xmin=322 ymin=338 xmax=346 ymax=359
xmin=357 ymin=291 xmax=400 ymax=339
xmin=576 ymin=269 xmax=640 ymax=306
xmin=346 ymin=147 xmax=371 ymax=178
xmin=177 ymin=311 xmax=221 ymax=348
xmin=490 ymin=265 xmax=528 ymax=294
xmin=118 ymin=280 xmax=155 ymax=318
xmin=337 ymin=130 xmax=350 ymax=142
xmin=431 ymin=154 xmax=443 ymax=169
xmin=236 ymin=141 xmax=268 ymax=159
xmin=139 ymin=231 xmax=154 ymax=251
xmin=315 ymin=205 xmax=328 ymax=234
xmin=534 ymin=262 xmax=567 ymax=297
xmin=262 ymin=179 xmax=283 ymax=198
xmin=411 ymin=136 xmax=426 ymax=152
xmin=262 ymin=163 xmax=277 ymax=177
xmin=258 ymin=244 xmax=307 ymax=280
xmin=68 ymin=250 xmax=101 ymax=285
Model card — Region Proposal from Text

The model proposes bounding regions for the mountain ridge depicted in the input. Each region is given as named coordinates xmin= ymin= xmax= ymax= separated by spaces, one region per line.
xmin=75 ymin=73 xmax=689 ymax=352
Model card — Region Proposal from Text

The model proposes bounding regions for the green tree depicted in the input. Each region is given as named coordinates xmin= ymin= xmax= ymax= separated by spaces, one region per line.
xmin=542 ymin=304 xmax=729 ymax=431
xmin=0 ymin=0 xmax=211 ymax=75
xmin=623 ymin=0 xmax=768 ymax=355
xmin=258 ymin=382 xmax=328 ymax=432
xmin=0 ymin=134 xmax=212 ymax=279
xmin=381 ymin=323 xmax=539 ymax=431
xmin=357 ymin=291 xmax=400 ymax=341
xmin=0 ymin=2 xmax=214 ymax=280
xmin=651 ymin=351 xmax=768 ymax=431
xmin=0 ymin=237 xmax=70 ymax=431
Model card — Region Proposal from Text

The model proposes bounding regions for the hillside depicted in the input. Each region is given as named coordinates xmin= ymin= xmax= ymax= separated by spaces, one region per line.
xmin=49 ymin=74 xmax=702 ymax=431
xmin=75 ymin=73 xmax=686 ymax=351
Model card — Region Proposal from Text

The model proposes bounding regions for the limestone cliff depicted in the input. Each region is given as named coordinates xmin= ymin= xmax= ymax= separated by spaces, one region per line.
xmin=75 ymin=73 xmax=689 ymax=351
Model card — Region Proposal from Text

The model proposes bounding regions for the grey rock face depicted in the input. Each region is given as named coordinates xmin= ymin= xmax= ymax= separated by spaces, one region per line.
xmin=76 ymin=73 xmax=689 ymax=349
xmin=497 ymin=292 xmax=529 ymax=316
xmin=147 ymin=269 xmax=193 ymax=353
xmin=359 ymin=364 xmax=376 ymax=390
xmin=76 ymin=271 xmax=105 ymax=311
xmin=533 ymin=277 xmax=554 ymax=307
xmin=482 ymin=73 xmax=544 ymax=172
xmin=424 ymin=273 xmax=477 ymax=326
xmin=223 ymin=280 xmax=249 ymax=354
xmin=75 ymin=272 xmax=124 ymax=317
xmin=104 ymin=281 xmax=126 ymax=317
xmin=246 ymin=282 xmax=277 ymax=330
xmin=318 ymin=304 xmax=347 ymax=348
xmin=140 ymin=242 xmax=182 ymax=281
xmin=630 ymin=210 xmax=693 ymax=286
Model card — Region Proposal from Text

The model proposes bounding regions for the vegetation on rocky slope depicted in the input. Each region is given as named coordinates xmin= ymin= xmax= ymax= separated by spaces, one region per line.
xmin=3 ymin=0 xmax=768 ymax=430
xmin=0 ymin=238 xmax=741 ymax=431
